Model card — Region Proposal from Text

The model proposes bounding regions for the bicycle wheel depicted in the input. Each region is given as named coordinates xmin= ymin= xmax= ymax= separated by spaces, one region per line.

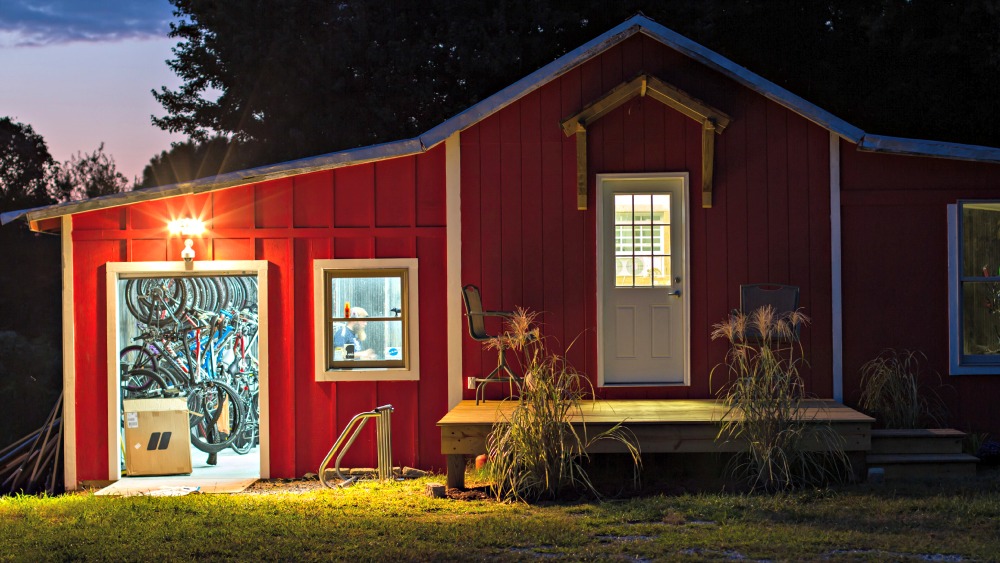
xmin=125 ymin=278 xmax=187 ymax=327
xmin=120 ymin=345 xmax=158 ymax=375
xmin=229 ymin=377 xmax=259 ymax=455
xmin=188 ymin=381 xmax=245 ymax=453
xmin=120 ymin=368 xmax=170 ymax=399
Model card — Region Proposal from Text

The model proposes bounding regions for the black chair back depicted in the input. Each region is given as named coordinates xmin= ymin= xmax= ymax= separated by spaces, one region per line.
xmin=462 ymin=284 xmax=489 ymax=341
xmin=740 ymin=283 xmax=800 ymax=316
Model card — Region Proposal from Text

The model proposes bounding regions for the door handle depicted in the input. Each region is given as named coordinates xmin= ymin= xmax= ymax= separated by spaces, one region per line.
xmin=667 ymin=290 xmax=681 ymax=297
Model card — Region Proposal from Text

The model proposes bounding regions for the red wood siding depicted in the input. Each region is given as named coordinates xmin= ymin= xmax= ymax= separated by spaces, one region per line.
xmin=460 ymin=35 xmax=834 ymax=400
xmin=840 ymin=145 xmax=1000 ymax=436
xmin=70 ymin=146 xmax=448 ymax=481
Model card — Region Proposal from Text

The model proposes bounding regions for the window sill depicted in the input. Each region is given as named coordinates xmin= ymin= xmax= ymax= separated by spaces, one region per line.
xmin=317 ymin=368 xmax=419 ymax=382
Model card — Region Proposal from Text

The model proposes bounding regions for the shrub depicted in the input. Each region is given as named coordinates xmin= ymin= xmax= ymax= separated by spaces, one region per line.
xmin=858 ymin=349 xmax=947 ymax=429
xmin=484 ymin=309 xmax=640 ymax=502
xmin=711 ymin=306 xmax=850 ymax=491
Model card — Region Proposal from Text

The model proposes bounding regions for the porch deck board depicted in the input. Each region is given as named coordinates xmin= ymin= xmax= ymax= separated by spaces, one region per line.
xmin=438 ymin=399 xmax=874 ymax=488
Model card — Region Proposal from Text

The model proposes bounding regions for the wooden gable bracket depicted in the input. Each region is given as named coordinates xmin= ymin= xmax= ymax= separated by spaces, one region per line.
xmin=560 ymin=74 xmax=731 ymax=209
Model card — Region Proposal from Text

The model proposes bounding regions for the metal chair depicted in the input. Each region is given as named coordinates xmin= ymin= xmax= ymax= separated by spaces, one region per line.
xmin=740 ymin=283 xmax=801 ymax=340
xmin=461 ymin=284 xmax=520 ymax=404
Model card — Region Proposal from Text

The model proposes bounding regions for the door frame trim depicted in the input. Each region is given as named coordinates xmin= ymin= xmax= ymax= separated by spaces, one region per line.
xmin=105 ymin=260 xmax=270 ymax=481
xmin=595 ymin=172 xmax=691 ymax=387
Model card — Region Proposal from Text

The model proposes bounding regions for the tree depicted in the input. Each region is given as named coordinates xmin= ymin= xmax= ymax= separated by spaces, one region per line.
xmin=153 ymin=1 xmax=1000 ymax=169
xmin=153 ymin=0 xmax=655 ymax=167
xmin=139 ymin=135 xmax=255 ymax=187
xmin=0 ymin=117 xmax=56 ymax=212
xmin=51 ymin=143 xmax=131 ymax=202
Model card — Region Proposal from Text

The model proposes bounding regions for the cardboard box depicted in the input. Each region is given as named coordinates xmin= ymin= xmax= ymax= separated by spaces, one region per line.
xmin=123 ymin=398 xmax=192 ymax=476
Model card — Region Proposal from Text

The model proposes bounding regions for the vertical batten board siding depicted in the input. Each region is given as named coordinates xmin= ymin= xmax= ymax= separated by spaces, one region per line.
xmin=521 ymin=92 xmax=545 ymax=315
xmin=500 ymin=103 xmax=524 ymax=310
xmin=458 ymin=124 xmax=483 ymax=398
xmin=766 ymin=103 xmax=791 ymax=282
xmin=213 ymin=184 xmax=255 ymax=229
xmin=563 ymin=64 xmax=588 ymax=377
xmin=73 ymin=237 xmax=122 ymax=481
xmin=293 ymin=171 xmax=334 ymax=228
xmin=257 ymin=238 xmax=295 ymax=476
xmin=839 ymin=146 xmax=1000 ymax=437
xmin=416 ymin=147 xmax=447 ymax=228
xmin=61 ymin=216 xmax=77 ymax=490
xmin=64 ymin=149 xmax=453 ymax=479
xmin=334 ymin=165 xmax=375 ymax=228
xmin=294 ymin=237 xmax=333 ymax=474
xmin=375 ymin=157 xmax=416 ymax=228
xmin=458 ymin=36 xmax=836 ymax=401
xmin=416 ymin=235 xmax=449 ymax=467
xmin=745 ymin=91 xmax=770 ymax=283
xmin=785 ymin=112 xmax=813 ymax=387
xmin=446 ymin=133 xmax=463 ymax=409
xmin=829 ymin=132 xmax=843 ymax=401
xmin=805 ymin=123 xmax=834 ymax=397
xmin=478 ymin=114 xmax=504 ymax=400
xmin=540 ymin=79 xmax=567 ymax=350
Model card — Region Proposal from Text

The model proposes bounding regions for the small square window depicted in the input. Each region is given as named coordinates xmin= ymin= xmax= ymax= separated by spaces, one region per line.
xmin=314 ymin=258 xmax=419 ymax=381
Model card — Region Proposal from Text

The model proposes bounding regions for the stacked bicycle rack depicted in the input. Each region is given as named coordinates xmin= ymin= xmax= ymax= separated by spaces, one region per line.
xmin=118 ymin=276 xmax=260 ymax=457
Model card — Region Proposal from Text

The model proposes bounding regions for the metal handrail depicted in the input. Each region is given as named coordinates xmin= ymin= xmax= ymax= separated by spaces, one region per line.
xmin=319 ymin=405 xmax=394 ymax=488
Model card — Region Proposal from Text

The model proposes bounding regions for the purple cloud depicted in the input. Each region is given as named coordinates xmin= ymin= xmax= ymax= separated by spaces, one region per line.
xmin=0 ymin=0 xmax=175 ymax=46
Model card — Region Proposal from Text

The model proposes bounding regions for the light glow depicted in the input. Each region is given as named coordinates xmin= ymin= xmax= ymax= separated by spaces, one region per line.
xmin=167 ymin=218 xmax=205 ymax=236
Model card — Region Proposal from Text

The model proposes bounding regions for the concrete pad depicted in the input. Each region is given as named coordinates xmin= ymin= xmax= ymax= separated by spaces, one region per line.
xmin=97 ymin=445 xmax=260 ymax=496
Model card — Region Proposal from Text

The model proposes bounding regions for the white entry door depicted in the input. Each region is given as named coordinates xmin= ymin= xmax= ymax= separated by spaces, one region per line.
xmin=598 ymin=174 xmax=688 ymax=385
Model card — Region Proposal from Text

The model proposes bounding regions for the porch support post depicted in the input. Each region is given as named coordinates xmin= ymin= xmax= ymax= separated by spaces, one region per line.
xmin=701 ymin=121 xmax=716 ymax=208
xmin=446 ymin=454 xmax=466 ymax=489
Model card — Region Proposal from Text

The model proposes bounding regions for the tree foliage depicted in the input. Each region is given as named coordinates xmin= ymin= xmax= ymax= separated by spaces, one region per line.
xmin=153 ymin=0 xmax=1000 ymax=174
xmin=0 ymin=117 xmax=56 ymax=212
xmin=139 ymin=136 xmax=254 ymax=188
xmin=51 ymin=143 xmax=131 ymax=202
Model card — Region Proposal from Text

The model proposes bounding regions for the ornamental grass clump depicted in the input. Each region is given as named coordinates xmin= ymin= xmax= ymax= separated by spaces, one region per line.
xmin=711 ymin=306 xmax=850 ymax=492
xmin=484 ymin=309 xmax=641 ymax=503
xmin=858 ymin=349 xmax=947 ymax=429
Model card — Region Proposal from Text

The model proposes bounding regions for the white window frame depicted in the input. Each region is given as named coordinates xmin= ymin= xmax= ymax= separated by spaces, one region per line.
xmin=313 ymin=258 xmax=419 ymax=382
xmin=948 ymin=201 xmax=1000 ymax=375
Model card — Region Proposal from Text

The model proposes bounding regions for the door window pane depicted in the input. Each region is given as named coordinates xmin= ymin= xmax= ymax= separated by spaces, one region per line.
xmin=613 ymin=193 xmax=671 ymax=287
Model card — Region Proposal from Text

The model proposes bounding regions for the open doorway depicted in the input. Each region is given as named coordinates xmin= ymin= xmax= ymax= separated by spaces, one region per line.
xmin=105 ymin=261 xmax=269 ymax=492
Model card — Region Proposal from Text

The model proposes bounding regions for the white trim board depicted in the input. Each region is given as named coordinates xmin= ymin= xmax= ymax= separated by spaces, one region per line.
xmin=445 ymin=133 xmax=463 ymax=408
xmin=61 ymin=216 xmax=77 ymax=490
xmin=105 ymin=260 xmax=271 ymax=482
xmin=830 ymin=133 xmax=844 ymax=402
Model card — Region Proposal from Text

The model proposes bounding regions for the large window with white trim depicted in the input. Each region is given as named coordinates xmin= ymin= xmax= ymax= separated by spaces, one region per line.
xmin=949 ymin=201 xmax=1000 ymax=374
xmin=313 ymin=258 xmax=419 ymax=381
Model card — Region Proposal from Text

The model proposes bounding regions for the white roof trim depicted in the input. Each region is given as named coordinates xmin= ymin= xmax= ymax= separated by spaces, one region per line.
xmin=858 ymin=134 xmax=1000 ymax=163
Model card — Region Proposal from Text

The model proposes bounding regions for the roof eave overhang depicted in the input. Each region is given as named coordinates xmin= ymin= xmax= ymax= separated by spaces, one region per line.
xmin=5 ymin=137 xmax=426 ymax=231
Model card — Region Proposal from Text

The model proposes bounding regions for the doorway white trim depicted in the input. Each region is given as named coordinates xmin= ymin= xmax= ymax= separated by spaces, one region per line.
xmin=596 ymin=172 xmax=690 ymax=387
xmin=105 ymin=260 xmax=270 ymax=481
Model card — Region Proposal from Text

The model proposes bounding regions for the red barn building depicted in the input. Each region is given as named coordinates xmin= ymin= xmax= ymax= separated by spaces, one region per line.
xmin=7 ymin=15 xmax=1000 ymax=489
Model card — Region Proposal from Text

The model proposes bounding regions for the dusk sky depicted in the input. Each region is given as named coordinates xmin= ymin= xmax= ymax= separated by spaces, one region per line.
xmin=0 ymin=0 xmax=185 ymax=182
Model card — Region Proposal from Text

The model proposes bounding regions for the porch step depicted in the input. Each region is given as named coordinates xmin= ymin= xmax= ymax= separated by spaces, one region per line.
xmin=865 ymin=453 xmax=980 ymax=480
xmin=869 ymin=429 xmax=965 ymax=455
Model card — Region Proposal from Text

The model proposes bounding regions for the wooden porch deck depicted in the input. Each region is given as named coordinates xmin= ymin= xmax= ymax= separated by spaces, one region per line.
xmin=438 ymin=399 xmax=874 ymax=488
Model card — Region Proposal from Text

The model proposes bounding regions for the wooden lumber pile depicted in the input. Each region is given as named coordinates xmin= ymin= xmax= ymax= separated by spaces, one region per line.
xmin=1 ymin=392 xmax=63 ymax=496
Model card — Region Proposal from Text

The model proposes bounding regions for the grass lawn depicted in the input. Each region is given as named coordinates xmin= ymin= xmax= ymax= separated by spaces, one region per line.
xmin=1 ymin=470 xmax=998 ymax=562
